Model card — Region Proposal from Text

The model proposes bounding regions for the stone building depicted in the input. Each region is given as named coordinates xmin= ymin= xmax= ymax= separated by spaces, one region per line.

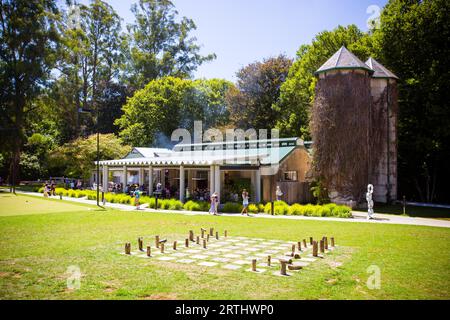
xmin=313 ymin=46 xmax=398 ymax=204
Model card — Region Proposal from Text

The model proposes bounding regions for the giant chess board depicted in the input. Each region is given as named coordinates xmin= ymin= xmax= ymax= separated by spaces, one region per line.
xmin=121 ymin=229 xmax=337 ymax=276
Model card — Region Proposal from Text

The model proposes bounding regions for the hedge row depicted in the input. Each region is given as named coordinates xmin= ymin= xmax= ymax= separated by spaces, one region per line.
xmin=221 ymin=201 xmax=352 ymax=218
xmin=40 ymin=188 xmax=352 ymax=218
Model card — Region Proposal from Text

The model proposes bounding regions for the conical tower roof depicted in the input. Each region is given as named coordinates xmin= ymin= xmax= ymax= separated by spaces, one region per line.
xmin=365 ymin=57 xmax=399 ymax=79
xmin=315 ymin=46 xmax=374 ymax=75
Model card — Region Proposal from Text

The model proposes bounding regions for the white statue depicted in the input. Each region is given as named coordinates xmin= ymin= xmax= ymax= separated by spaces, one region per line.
xmin=366 ymin=184 xmax=374 ymax=220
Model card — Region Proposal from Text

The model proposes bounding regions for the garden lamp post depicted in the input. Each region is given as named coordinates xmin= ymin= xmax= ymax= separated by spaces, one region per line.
xmin=78 ymin=106 xmax=101 ymax=207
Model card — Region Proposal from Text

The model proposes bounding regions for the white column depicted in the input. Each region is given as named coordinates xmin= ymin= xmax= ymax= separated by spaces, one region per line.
xmin=122 ymin=165 xmax=127 ymax=192
xmin=139 ymin=167 xmax=144 ymax=186
xmin=179 ymin=165 xmax=185 ymax=202
xmin=102 ymin=165 xmax=108 ymax=192
xmin=214 ymin=165 xmax=221 ymax=203
xmin=209 ymin=165 xmax=215 ymax=194
xmin=255 ymin=169 xmax=261 ymax=203
xmin=161 ymin=168 xmax=166 ymax=190
xmin=148 ymin=165 xmax=153 ymax=196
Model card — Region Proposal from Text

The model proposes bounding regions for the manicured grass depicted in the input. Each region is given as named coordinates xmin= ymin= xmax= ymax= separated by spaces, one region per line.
xmin=0 ymin=193 xmax=449 ymax=300
xmin=0 ymin=192 xmax=95 ymax=216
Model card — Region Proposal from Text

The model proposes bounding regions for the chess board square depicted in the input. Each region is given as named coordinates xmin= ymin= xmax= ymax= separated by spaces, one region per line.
xmin=198 ymin=261 xmax=218 ymax=267
xmin=223 ymin=253 xmax=242 ymax=258
xmin=191 ymin=254 xmax=208 ymax=259
xmin=299 ymin=257 xmax=316 ymax=262
xmin=157 ymin=256 xmax=176 ymax=261
xmin=171 ymin=252 xmax=188 ymax=257
xmin=233 ymin=260 xmax=250 ymax=265
xmin=211 ymin=257 xmax=230 ymax=263
xmin=255 ymin=253 xmax=270 ymax=257
xmin=178 ymin=259 xmax=195 ymax=264
xmin=185 ymin=249 xmax=202 ymax=254
xmin=222 ymin=264 xmax=242 ymax=270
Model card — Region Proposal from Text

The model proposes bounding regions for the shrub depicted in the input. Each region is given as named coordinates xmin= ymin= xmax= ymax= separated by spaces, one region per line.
xmin=167 ymin=199 xmax=183 ymax=210
xmin=333 ymin=205 xmax=353 ymax=218
xmin=264 ymin=201 xmax=289 ymax=215
xmin=257 ymin=203 xmax=265 ymax=213
xmin=222 ymin=202 xmax=243 ymax=213
xmin=183 ymin=200 xmax=208 ymax=212
xmin=248 ymin=204 xmax=259 ymax=213
xmin=288 ymin=203 xmax=303 ymax=215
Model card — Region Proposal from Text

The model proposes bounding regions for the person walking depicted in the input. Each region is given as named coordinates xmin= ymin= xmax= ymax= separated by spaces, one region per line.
xmin=209 ymin=192 xmax=219 ymax=215
xmin=241 ymin=189 xmax=250 ymax=216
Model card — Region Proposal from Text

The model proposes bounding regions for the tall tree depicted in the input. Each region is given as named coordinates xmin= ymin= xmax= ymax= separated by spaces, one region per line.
xmin=277 ymin=25 xmax=375 ymax=139
xmin=226 ymin=55 xmax=292 ymax=130
xmin=0 ymin=0 xmax=59 ymax=191
xmin=116 ymin=76 xmax=234 ymax=147
xmin=56 ymin=0 xmax=126 ymax=138
xmin=375 ymin=0 xmax=450 ymax=203
xmin=126 ymin=0 xmax=216 ymax=90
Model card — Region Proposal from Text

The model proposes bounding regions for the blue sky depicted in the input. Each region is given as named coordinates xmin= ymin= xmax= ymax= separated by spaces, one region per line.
xmin=78 ymin=0 xmax=388 ymax=81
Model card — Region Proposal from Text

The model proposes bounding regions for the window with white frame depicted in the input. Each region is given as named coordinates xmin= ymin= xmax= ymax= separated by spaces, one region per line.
xmin=283 ymin=171 xmax=298 ymax=181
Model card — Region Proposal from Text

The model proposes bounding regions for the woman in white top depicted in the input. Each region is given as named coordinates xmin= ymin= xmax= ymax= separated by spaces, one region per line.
xmin=241 ymin=189 xmax=249 ymax=216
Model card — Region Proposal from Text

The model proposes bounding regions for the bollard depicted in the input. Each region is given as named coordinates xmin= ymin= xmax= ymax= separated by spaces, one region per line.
xmin=331 ymin=237 xmax=335 ymax=247
xmin=146 ymin=246 xmax=151 ymax=257
xmin=138 ymin=237 xmax=143 ymax=251
xmin=303 ymin=239 xmax=307 ymax=249
xmin=312 ymin=241 xmax=318 ymax=257
xmin=324 ymin=237 xmax=328 ymax=250
xmin=155 ymin=235 xmax=160 ymax=248
xmin=125 ymin=243 xmax=131 ymax=255
xmin=280 ymin=260 xmax=288 ymax=276
xmin=267 ymin=255 xmax=271 ymax=267
xmin=185 ymin=238 xmax=189 ymax=248
xmin=201 ymin=228 xmax=206 ymax=238
xmin=173 ymin=241 xmax=177 ymax=250
xmin=210 ymin=228 xmax=214 ymax=236
xmin=215 ymin=231 xmax=219 ymax=240
xmin=196 ymin=236 xmax=200 ymax=245
xmin=291 ymin=244 xmax=296 ymax=256
xmin=320 ymin=239 xmax=324 ymax=253
xmin=189 ymin=230 xmax=194 ymax=242
xmin=252 ymin=259 xmax=257 ymax=272
xmin=224 ymin=230 xmax=228 ymax=237
xmin=310 ymin=237 xmax=313 ymax=245
xmin=207 ymin=234 xmax=210 ymax=242
xmin=203 ymin=239 xmax=207 ymax=249
xmin=297 ymin=241 xmax=302 ymax=252
xmin=160 ymin=243 xmax=165 ymax=253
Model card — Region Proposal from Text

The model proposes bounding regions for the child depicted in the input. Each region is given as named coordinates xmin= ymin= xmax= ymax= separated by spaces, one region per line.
xmin=241 ymin=189 xmax=249 ymax=216
xmin=134 ymin=188 xmax=141 ymax=210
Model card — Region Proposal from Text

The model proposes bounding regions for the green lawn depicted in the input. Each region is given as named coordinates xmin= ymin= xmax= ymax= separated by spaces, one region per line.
xmin=0 ymin=193 xmax=449 ymax=300
xmin=374 ymin=204 xmax=450 ymax=220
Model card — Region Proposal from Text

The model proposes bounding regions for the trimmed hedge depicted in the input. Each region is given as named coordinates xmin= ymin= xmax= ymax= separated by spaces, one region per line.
xmin=38 ymin=188 xmax=352 ymax=218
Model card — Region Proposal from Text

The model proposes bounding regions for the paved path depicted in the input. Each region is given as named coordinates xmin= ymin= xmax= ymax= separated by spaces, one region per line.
xmin=15 ymin=191 xmax=450 ymax=229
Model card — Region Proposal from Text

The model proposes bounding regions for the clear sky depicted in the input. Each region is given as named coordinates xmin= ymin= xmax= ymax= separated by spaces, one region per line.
xmin=78 ymin=0 xmax=388 ymax=81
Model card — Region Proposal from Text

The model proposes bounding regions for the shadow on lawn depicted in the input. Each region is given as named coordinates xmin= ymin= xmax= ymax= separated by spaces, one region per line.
xmin=375 ymin=203 xmax=450 ymax=220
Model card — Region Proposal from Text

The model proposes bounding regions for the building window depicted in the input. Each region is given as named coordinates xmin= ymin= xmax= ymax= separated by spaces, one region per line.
xmin=284 ymin=171 xmax=298 ymax=182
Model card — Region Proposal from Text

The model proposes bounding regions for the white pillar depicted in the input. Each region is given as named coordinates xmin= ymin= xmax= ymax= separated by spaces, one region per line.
xmin=122 ymin=165 xmax=127 ymax=192
xmin=214 ymin=165 xmax=221 ymax=203
xmin=139 ymin=167 xmax=144 ymax=186
xmin=255 ymin=169 xmax=261 ymax=203
xmin=179 ymin=165 xmax=185 ymax=202
xmin=102 ymin=165 xmax=108 ymax=192
xmin=161 ymin=168 xmax=166 ymax=190
xmin=209 ymin=165 xmax=215 ymax=194
xmin=148 ymin=165 xmax=153 ymax=196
